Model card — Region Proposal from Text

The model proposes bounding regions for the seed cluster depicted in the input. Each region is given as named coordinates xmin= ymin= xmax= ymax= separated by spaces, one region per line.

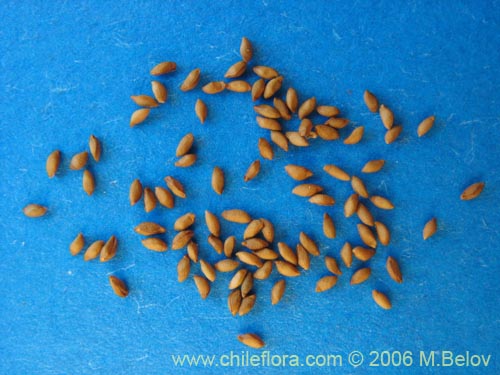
xmin=24 ymin=37 xmax=487 ymax=350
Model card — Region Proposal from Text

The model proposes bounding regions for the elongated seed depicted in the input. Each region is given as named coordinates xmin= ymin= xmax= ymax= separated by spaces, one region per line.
xmin=134 ymin=222 xmax=166 ymax=235
xmin=261 ymin=218 xmax=274 ymax=242
xmin=298 ymin=97 xmax=316 ymax=119
xmin=109 ymin=276 xmax=128 ymax=298
xmin=351 ymin=267 xmax=371 ymax=285
xmin=254 ymin=261 xmax=273 ymax=279
xmin=273 ymin=98 xmax=291 ymax=120
xmin=278 ymin=242 xmax=297 ymax=265
xmin=239 ymin=294 xmax=256 ymax=316
xmin=370 ymin=196 xmax=394 ymax=210
xmin=235 ymin=251 xmax=263 ymax=267
xmin=244 ymin=160 xmax=261 ymax=182
xmin=176 ymin=133 xmax=194 ymax=157
xmin=285 ymin=165 xmax=313 ymax=181
xmin=270 ymin=131 xmax=288 ymax=151
xmin=141 ymin=237 xmax=168 ymax=252
xmin=351 ymin=176 xmax=369 ymax=198
xmin=344 ymin=126 xmax=364 ymax=144
xmin=251 ymin=79 xmax=265 ymax=101
xmin=254 ymin=104 xmax=281 ymax=119
xmin=244 ymin=219 xmax=264 ymax=240
xmin=155 ymin=186 xmax=174 ymax=208
xmin=200 ymin=260 xmax=216 ymax=282
xmin=325 ymin=256 xmax=342 ymax=275
xmin=286 ymin=88 xmax=298 ymax=113
xmin=340 ymin=242 xmax=353 ymax=268
xmin=228 ymin=289 xmax=242 ymax=316
xmin=315 ymin=125 xmax=339 ymax=140
xmin=205 ymin=211 xmax=221 ymax=237
xmin=385 ymin=125 xmax=402 ymax=144
xmin=386 ymin=256 xmax=403 ymax=283
xmin=241 ymin=271 xmax=253 ymax=297
xmin=88 ymin=135 xmax=101 ymax=162
xmin=226 ymin=80 xmax=251 ymax=92
xmin=174 ymin=213 xmax=195 ymax=231
xmin=372 ymin=290 xmax=392 ymax=309
xmin=46 ymin=150 xmax=61 ymax=178
xmin=70 ymin=151 xmax=88 ymax=170
xmin=363 ymin=90 xmax=379 ymax=112
xmin=150 ymin=61 xmax=176 ymax=75
xmin=202 ymin=81 xmax=225 ymax=94
xmin=171 ymin=230 xmax=194 ymax=250
xmin=362 ymin=159 xmax=385 ymax=173
xmin=253 ymin=66 xmax=278 ymax=79
xmin=256 ymin=116 xmax=281 ymax=131
xmin=229 ymin=269 xmax=248 ymax=289
xmin=224 ymin=236 xmax=236 ymax=258
xmin=344 ymin=193 xmax=359 ymax=217
xmin=375 ymin=221 xmax=391 ymax=245
xmin=130 ymin=95 xmax=158 ymax=108
xmin=224 ymin=61 xmax=247 ymax=78
xmin=292 ymin=184 xmax=323 ymax=197
xmin=100 ymin=235 xmax=118 ymax=262
xmin=242 ymin=238 xmax=269 ymax=251
xmin=195 ymin=99 xmax=207 ymax=124
xmin=326 ymin=117 xmax=350 ymax=129
xmin=258 ymin=138 xmax=274 ymax=160
xmin=82 ymin=169 xmax=95 ymax=196
xmin=165 ymin=176 xmax=186 ymax=198
xmin=323 ymin=213 xmax=336 ymax=238
xmin=271 ymin=279 xmax=286 ymax=305
xmin=379 ymin=105 xmax=394 ymax=129
xmin=143 ymin=187 xmax=156 ymax=212
xmin=315 ymin=276 xmax=338 ymax=292
xmin=255 ymin=248 xmax=278 ymax=260
xmin=323 ymin=164 xmax=350 ymax=181
xmin=296 ymin=244 xmax=310 ymax=270
xmin=240 ymin=37 xmax=253 ymax=62
xmin=423 ymin=217 xmax=437 ymax=240
xmin=237 ymin=333 xmax=265 ymax=349
xmin=317 ymin=105 xmax=340 ymax=117
xmin=70 ymin=233 xmax=85 ymax=256
xmin=357 ymin=223 xmax=377 ymax=248
xmin=23 ymin=204 xmax=47 ymax=218
xmin=208 ymin=235 xmax=224 ymax=254
xmin=300 ymin=232 xmax=320 ymax=256
xmin=151 ymin=81 xmax=168 ymax=103
xmin=353 ymin=246 xmax=376 ymax=261
xmin=193 ymin=275 xmax=210 ymax=299
xmin=84 ymin=240 xmax=104 ymax=261
xmin=263 ymin=76 xmax=283 ymax=99
xmin=460 ymin=182 xmax=485 ymax=200
xmin=130 ymin=108 xmax=150 ymax=127
xmin=357 ymin=203 xmax=374 ymax=226
xmin=177 ymin=255 xmax=190 ymax=282
xmin=211 ymin=167 xmax=225 ymax=195
xmin=180 ymin=68 xmax=201 ymax=92
xmin=129 ymin=179 xmax=142 ymax=206
xmin=187 ymin=241 xmax=199 ymax=263
xmin=175 ymin=154 xmax=197 ymax=167
xmin=309 ymin=194 xmax=335 ymax=206
xmin=215 ymin=259 xmax=240 ymax=272
xmin=417 ymin=115 xmax=435 ymax=137
xmin=298 ymin=119 xmax=313 ymax=137
xmin=221 ymin=209 xmax=251 ymax=223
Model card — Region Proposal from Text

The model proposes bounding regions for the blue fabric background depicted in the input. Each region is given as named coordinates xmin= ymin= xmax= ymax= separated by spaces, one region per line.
xmin=0 ymin=1 xmax=499 ymax=374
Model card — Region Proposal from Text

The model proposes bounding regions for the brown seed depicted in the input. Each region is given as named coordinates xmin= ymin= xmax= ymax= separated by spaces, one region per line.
xmin=224 ymin=236 xmax=236 ymax=258
xmin=298 ymin=97 xmax=316 ymax=119
xmin=237 ymin=333 xmax=265 ymax=349
xmin=82 ymin=169 xmax=95 ymax=196
xmin=88 ymin=135 xmax=101 ymax=162
xmin=215 ymin=259 xmax=240 ymax=273
xmin=253 ymin=66 xmax=278 ymax=79
xmin=372 ymin=290 xmax=392 ymax=309
xmin=70 ymin=151 xmax=88 ymax=171
xmin=251 ymin=79 xmax=265 ymax=101
xmin=256 ymin=116 xmax=281 ymax=131
xmin=165 ymin=176 xmax=186 ymax=198
xmin=351 ymin=176 xmax=369 ymax=198
xmin=221 ymin=209 xmax=251 ymax=224
xmin=273 ymin=98 xmax=291 ymax=120
xmin=278 ymin=242 xmax=297 ymax=265
xmin=134 ymin=222 xmax=166 ymax=235
xmin=285 ymin=165 xmax=313 ymax=181
xmin=315 ymin=125 xmax=340 ymax=141
xmin=263 ymin=76 xmax=283 ymax=99
xmin=317 ymin=105 xmax=340 ymax=117
xmin=323 ymin=213 xmax=336 ymax=239
xmin=240 ymin=37 xmax=253 ymax=62
xmin=386 ymin=256 xmax=403 ymax=283
xmin=353 ymin=246 xmax=376 ymax=261
xmin=46 ymin=150 xmax=61 ymax=178
xmin=323 ymin=164 xmax=350 ymax=181
xmin=270 ymin=130 xmax=289 ymax=151
xmin=228 ymin=289 xmax=242 ymax=316
xmin=100 ymin=235 xmax=118 ymax=262
xmin=210 ymin=166 xmax=225 ymax=195
xmin=385 ymin=125 xmax=402 ymax=144
xmin=292 ymin=184 xmax=323 ymax=197
xmin=150 ymin=61 xmax=176 ymax=75
xmin=130 ymin=108 xmax=150 ymax=127
xmin=357 ymin=203 xmax=374 ymax=227
xmin=244 ymin=160 xmax=261 ymax=182
xmin=326 ymin=117 xmax=350 ymax=129
xmin=180 ymin=68 xmax=201 ymax=92
xmin=129 ymin=179 xmax=143 ymax=206
xmin=171 ymin=230 xmax=194 ymax=250
xmin=357 ymin=223 xmax=377 ymax=248
xmin=460 ymin=182 xmax=485 ymax=200
xmin=239 ymin=294 xmax=256 ymax=316
xmin=205 ymin=211 xmax=221 ymax=237
xmin=370 ymin=196 xmax=394 ymax=210
xmin=200 ymin=260 xmax=217 ymax=282
xmin=23 ymin=204 xmax=47 ymax=218
xmin=423 ymin=217 xmax=437 ymax=240
xmin=151 ymin=81 xmax=168 ymax=103
xmin=344 ymin=126 xmax=365 ymax=144
xmin=344 ymin=193 xmax=360 ymax=217
xmin=298 ymin=119 xmax=313 ymax=137
xmin=375 ymin=221 xmax=391 ymax=245
xmin=175 ymin=133 xmax=194 ymax=157
xmin=258 ymin=138 xmax=274 ymax=160
xmin=299 ymin=232 xmax=320 ymax=256
xmin=296 ymin=244 xmax=310 ymax=270
xmin=83 ymin=240 xmax=104 ymax=261
xmin=417 ymin=115 xmax=435 ymax=137
xmin=379 ymin=104 xmax=394 ymax=129
xmin=229 ymin=269 xmax=248 ymax=290
xmin=254 ymin=104 xmax=281 ymax=119
xmin=315 ymin=276 xmax=338 ymax=292
xmin=175 ymin=154 xmax=197 ymax=167
xmin=242 ymin=238 xmax=269 ymax=251
xmin=351 ymin=267 xmax=371 ymax=285
xmin=271 ymin=279 xmax=286 ymax=305
xmin=202 ymin=81 xmax=226 ymax=94
xmin=187 ymin=241 xmax=199 ymax=263
xmin=193 ymin=275 xmax=210 ymax=299
xmin=155 ymin=186 xmax=174 ymax=209
xmin=174 ymin=212 xmax=196 ymax=231
xmin=195 ymin=99 xmax=208 ymax=124
xmin=309 ymin=194 xmax=335 ymax=206
xmin=254 ymin=260 xmax=273 ymax=280
xmin=325 ymin=256 xmax=342 ymax=275
xmin=286 ymin=88 xmax=298 ymax=113
xmin=109 ymin=275 xmax=129 ymax=298
xmin=226 ymin=80 xmax=251 ymax=92
xmin=261 ymin=218 xmax=275 ymax=242
xmin=255 ymin=248 xmax=278 ymax=260
xmin=235 ymin=251 xmax=263 ymax=267
xmin=70 ymin=233 xmax=85 ymax=256
xmin=141 ymin=237 xmax=168 ymax=252
xmin=363 ymin=90 xmax=379 ymax=112
xmin=143 ymin=187 xmax=156 ymax=212
xmin=208 ymin=235 xmax=224 ymax=254
xmin=130 ymin=95 xmax=159 ymax=108
xmin=362 ymin=159 xmax=385 ymax=173
xmin=241 ymin=272 xmax=254 ymax=297
xmin=177 ymin=255 xmax=191 ymax=282
xmin=244 ymin=219 xmax=264 ymax=240
xmin=340 ymin=242 xmax=353 ymax=268
xmin=224 ymin=60 xmax=247 ymax=78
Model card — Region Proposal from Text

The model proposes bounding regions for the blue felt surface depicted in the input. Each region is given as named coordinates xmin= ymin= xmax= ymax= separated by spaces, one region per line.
xmin=1 ymin=1 xmax=499 ymax=374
